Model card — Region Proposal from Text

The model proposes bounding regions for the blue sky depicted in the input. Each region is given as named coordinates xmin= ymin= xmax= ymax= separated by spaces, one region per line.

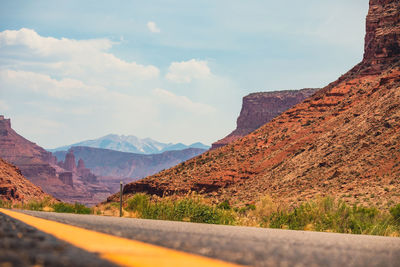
xmin=0 ymin=0 xmax=369 ymax=148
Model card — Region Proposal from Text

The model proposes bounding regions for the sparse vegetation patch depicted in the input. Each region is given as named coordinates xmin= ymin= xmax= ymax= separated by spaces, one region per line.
xmin=0 ymin=197 xmax=93 ymax=215
xmin=2 ymin=195 xmax=399 ymax=237
xmin=103 ymin=194 xmax=400 ymax=236
xmin=125 ymin=193 xmax=235 ymax=224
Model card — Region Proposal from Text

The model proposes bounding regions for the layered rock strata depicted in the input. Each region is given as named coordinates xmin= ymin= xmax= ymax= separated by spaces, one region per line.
xmin=54 ymin=146 xmax=207 ymax=193
xmin=0 ymin=116 xmax=111 ymax=205
xmin=212 ymin=89 xmax=319 ymax=149
xmin=0 ymin=158 xmax=52 ymax=202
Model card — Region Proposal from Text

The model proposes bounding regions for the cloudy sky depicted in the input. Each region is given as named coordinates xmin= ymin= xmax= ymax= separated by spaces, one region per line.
xmin=0 ymin=0 xmax=369 ymax=148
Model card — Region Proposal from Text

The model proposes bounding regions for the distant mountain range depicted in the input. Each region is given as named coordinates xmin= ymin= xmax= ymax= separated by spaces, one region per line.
xmin=47 ymin=134 xmax=210 ymax=154
xmin=53 ymin=146 xmax=207 ymax=193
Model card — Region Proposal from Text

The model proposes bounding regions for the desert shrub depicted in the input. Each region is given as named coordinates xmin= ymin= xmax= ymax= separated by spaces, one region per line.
xmin=126 ymin=193 xmax=150 ymax=212
xmin=217 ymin=200 xmax=231 ymax=210
xmin=53 ymin=202 xmax=91 ymax=214
xmin=119 ymin=195 xmax=400 ymax=236
xmin=390 ymin=204 xmax=400 ymax=222
xmin=53 ymin=202 xmax=75 ymax=213
xmin=23 ymin=196 xmax=54 ymax=211
xmin=125 ymin=194 xmax=235 ymax=225
xmin=26 ymin=200 xmax=45 ymax=211
xmin=236 ymin=203 xmax=257 ymax=215
xmin=263 ymin=197 xmax=395 ymax=235
xmin=0 ymin=199 xmax=12 ymax=208
xmin=73 ymin=203 xmax=92 ymax=214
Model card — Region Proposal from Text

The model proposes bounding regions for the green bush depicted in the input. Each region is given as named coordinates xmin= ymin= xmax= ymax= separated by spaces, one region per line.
xmin=21 ymin=196 xmax=54 ymax=211
xmin=265 ymin=197 xmax=394 ymax=235
xmin=73 ymin=203 xmax=92 ymax=214
xmin=127 ymin=194 xmax=150 ymax=211
xmin=125 ymin=194 xmax=235 ymax=225
xmin=53 ymin=202 xmax=91 ymax=214
xmin=53 ymin=203 xmax=75 ymax=213
xmin=26 ymin=200 xmax=45 ymax=211
xmin=390 ymin=204 xmax=400 ymax=222
xmin=217 ymin=200 xmax=231 ymax=210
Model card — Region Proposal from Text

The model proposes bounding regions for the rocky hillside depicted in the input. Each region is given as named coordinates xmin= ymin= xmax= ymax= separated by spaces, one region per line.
xmin=0 ymin=116 xmax=111 ymax=205
xmin=54 ymin=146 xmax=207 ymax=193
xmin=113 ymin=0 xmax=400 ymax=207
xmin=212 ymin=89 xmax=319 ymax=149
xmin=0 ymin=158 xmax=51 ymax=202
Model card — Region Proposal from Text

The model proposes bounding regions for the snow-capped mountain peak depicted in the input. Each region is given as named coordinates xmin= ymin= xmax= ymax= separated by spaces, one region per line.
xmin=48 ymin=134 xmax=210 ymax=154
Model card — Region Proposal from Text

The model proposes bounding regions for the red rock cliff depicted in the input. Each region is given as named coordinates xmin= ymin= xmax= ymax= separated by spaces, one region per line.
xmin=0 ymin=158 xmax=52 ymax=202
xmin=212 ymin=89 xmax=318 ymax=149
xmin=0 ymin=116 xmax=111 ymax=205
xmin=0 ymin=116 xmax=59 ymax=183
xmin=64 ymin=151 xmax=77 ymax=173
xmin=76 ymin=156 xmax=98 ymax=183
xmin=327 ymin=0 xmax=400 ymax=86
xmin=363 ymin=0 xmax=400 ymax=71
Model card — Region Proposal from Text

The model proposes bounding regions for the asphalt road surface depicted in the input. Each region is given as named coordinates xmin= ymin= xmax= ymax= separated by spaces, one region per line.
xmin=0 ymin=212 xmax=117 ymax=267
xmin=2 ymin=210 xmax=397 ymax=267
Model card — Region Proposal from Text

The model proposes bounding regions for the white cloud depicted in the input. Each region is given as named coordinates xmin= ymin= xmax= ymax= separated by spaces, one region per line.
xmin=147 ymin=21 xmax=161 ymax=33
xmin=0 ymin=69 xmax=156 ymax=118
xmin=0 ymin=28 xmax=112 ymax=56
xmin=0 ymin=69 xmax=107 ymax=99
xmin=153 ymin=88 xmax=215 ymax=114
xmin=0 ymin=28 xmax=159 ymax=88
xmin=166 ymin=59 xmax=211 ymax=83
xmin=0 ymin=67 xmax=160 ymax=147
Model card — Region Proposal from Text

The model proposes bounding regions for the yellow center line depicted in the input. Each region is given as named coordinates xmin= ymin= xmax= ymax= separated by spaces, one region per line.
xmin=0 ymin=208 xmax=243 ymax=267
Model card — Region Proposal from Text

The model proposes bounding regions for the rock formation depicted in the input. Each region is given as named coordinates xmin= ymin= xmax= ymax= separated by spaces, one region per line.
xmin=212 ymin=89 xmax=319 ymax=149
xmin=58 ymin=172 xmax=73 ymax=187
xmin=325 ymin=0 xmax=400 ymax=87
xmin=63 ymin=151 xmax=77 ymax=173
xmin=77 ymin=159 xmax=85 ymax=170
xmin=362 ymin=0 xmax=400 ymax=73
xmin=54 ymin=146 xmax=207 ymax=193
xmin=111 ymin=0 xmax=400 ymax=208
xmin=76 ymin=157 xmax=98 ymax=183
xmin=0 ymin=158 xmax=52 ymax=202
xmin=0 ymin=115 xmax=61 ymax=186
xmin=0 ymin=116 xmax=111 ymax=205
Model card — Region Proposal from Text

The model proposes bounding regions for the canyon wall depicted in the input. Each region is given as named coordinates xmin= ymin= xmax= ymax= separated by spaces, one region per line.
xmin=0 ymin=116 xmax=111 ymax=205
xmin=212 ymin=89 xmax=319 ymax=149
xmin=54 ymin=146 xmax=207 ymax=193
xmin=0 ymin=158 xmax=52 ymax=202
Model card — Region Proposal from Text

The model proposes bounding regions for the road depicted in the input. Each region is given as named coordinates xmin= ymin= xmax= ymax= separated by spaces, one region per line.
xmin=1 ymin=209 xmax=400 ymax=266
xmin=0 ymin=211 xmax=116 ymax=267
